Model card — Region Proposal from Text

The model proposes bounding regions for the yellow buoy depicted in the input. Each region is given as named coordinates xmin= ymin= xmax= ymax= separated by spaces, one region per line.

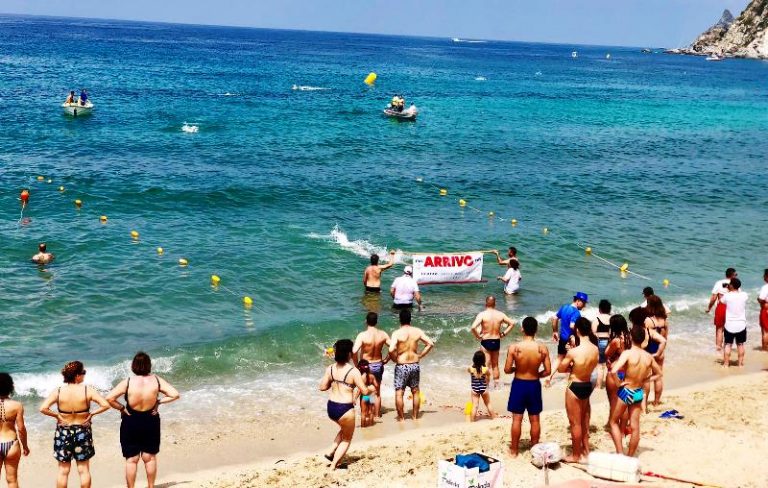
xmin=74 ymin=199 xmax=82 ymax=208
xmin=178 ymin=258 xmax=188 ymax=266
xmin=99 ymin=215 xmax=108 ymax=223
xmin=459 ymin=199 xmax=467 ymax=207
xmin=211 ymin=275 xmax=221 ymax=286
xmin=585 ymin=247 xmax=592 ymax=255
xmin=543 ymin=227 xmax=549 ymax=234
xmin=130 ymin=230 xmax=139 ymax=239
xmin=325 ymin=347 xmax=334 ymax=356
xmin=36 ymin=176 xmax=44 ymax=181
xmin=439 ymin=189 xmax=448 ymax=196
xmin=58 ymin=186 xmax=65 ymax=192
xmin=488 ymin=211 xmax=495 ymax=217
xmin=511 ymin=219 xmax=518 ymax=226
xmin=156 ymin=247 xmax=164 ymax=255
xmin=363 ymin=72 xmax=377 ymax=85
xmin=663 ymin=278 xmax=670 ymax=288
xmin=620 ymin=263 xmax=629 ymax=272
xmin=243 ymin=296 xmax=253 ymax=307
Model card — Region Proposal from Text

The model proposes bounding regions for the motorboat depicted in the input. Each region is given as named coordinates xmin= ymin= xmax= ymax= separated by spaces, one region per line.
xmin=62 ymin=101 xmax=93 ymax=116
xmin=383 ymin=105 xmax=417 ymax=120
xmin=705 ymin=54 xmax=724 ymax=61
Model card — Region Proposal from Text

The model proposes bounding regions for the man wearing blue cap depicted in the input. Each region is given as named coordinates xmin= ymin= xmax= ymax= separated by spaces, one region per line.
xmin=545 ymin=292 xmax=588 ymax=387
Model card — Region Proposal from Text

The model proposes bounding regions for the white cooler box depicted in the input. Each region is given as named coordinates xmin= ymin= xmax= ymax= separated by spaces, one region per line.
xmin=437 ymin=453 xmax=504 ymax=488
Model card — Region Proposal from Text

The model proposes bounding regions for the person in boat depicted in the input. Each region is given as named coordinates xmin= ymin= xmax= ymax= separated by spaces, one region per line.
xmin=65 ymin=91 xmax=75 ymax=104
xmin=389 ymin=96 xmax=405 ymax=112
xmin=79 ymin=90 xmax=88 ymax=106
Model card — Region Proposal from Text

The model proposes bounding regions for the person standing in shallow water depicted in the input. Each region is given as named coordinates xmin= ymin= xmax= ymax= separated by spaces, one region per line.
xmin=0 ymin=373 xmax=30 ymax=488
xmin=319 ymin=339 xmax=373 ymax=470
xmin=106 ymin=352 xmax=180 ymax=488
xmin=469 ymin=296 xmax=515 ymax=388
xmin=706 ymin=267 xmax=737 ymax=351
xmin=39 ymin=361 xmax=110 ymax=488
xmin=362 ymin=250 xmax=396 ymax=293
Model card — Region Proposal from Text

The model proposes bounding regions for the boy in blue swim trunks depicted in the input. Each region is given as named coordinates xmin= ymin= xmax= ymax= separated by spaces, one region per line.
xmin=609 ymin=326 xmax=662 ymax=457
xmin=503 ymin=317 xmax=551 ymax=456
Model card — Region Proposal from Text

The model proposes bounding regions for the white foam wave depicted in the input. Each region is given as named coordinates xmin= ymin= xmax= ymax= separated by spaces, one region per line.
xmin=181 ymin=123 xmax=199 ymax=133
xmin=13 ymin=356 xmax=175 ymax=398
xmin=291 ymin=85 xmax=329 ymax=91
xmin=216 ymin=92 xmax=238 ymax=97
xmin=307 ymin=225 xmax=406 ymax=263
xmin=474 ymin=76 xmax=487 ymax=81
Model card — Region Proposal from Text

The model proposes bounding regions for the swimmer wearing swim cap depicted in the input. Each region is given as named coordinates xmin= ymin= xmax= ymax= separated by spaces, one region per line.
xmin=32 ymin=243 xmax=54 ymax=265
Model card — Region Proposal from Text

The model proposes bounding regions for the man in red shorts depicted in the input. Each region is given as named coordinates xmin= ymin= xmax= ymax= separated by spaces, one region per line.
xmin=758 ymin=269 xmax=768 ymax=351
xmin=706 ymin=267 xmax=737 ymax=351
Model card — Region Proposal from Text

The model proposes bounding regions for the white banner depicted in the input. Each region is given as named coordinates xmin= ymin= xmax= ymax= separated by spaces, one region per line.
xmin=412 ymin=252 xmax=485 ymax=285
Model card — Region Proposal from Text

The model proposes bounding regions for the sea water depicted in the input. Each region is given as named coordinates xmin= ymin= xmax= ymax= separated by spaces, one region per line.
xmin=1 ymin=15 xmax=767 ymax=423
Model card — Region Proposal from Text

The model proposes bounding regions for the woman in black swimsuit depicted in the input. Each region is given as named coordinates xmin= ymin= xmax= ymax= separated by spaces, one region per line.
xmin=39 ymin=361 xmax=110 ymax=488
xmin=106 ymin=352 xmax=180 ymax=488
xmin=319 ymin=339 xmax=373 ymax=470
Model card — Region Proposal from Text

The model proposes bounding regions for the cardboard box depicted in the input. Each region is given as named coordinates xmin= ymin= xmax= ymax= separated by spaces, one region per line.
xmin=437 ymin=453 xmax=504 ymax=488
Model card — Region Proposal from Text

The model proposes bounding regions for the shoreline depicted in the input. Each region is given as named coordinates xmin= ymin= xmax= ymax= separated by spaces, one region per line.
xmin=16 ymin=343 xmax=768 ymax=487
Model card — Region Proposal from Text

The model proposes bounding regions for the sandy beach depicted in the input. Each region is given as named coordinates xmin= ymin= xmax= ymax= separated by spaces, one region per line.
xmin=16 ymin=347 xmax=768 ymax=488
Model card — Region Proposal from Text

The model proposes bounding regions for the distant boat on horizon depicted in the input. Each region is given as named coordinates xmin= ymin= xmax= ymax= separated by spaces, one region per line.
xmin=451 ymin=37 xmax=487 ymax=44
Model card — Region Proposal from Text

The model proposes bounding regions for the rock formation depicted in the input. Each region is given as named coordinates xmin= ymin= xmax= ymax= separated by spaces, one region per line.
xmin=676 ymin=0 xmax=768 ymax=59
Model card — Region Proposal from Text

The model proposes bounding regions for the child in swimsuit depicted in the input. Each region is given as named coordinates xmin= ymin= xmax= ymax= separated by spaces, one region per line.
xmin=357 ymin=360 xmax=378 ymax=428
xmin=467 ymin=351 xmax=495 ymax=421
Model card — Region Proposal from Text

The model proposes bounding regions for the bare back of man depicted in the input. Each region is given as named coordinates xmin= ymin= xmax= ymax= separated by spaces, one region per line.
xmin=609 ymin=327 xmax=661 ymax=457
xmin=390 ymin=311 xmax=434 ymax=421
xmin=558 ymin=321 xmax=599 ymax=463
xmin=353 ymin=322 xmax=390 ymax=418
xmin=504 ymin=318 xmax=551 ymax=456
xmin=363 ymin=250 xmax=396 ymax=291
xmin=471 ymin=296 xmax=514 ymax=387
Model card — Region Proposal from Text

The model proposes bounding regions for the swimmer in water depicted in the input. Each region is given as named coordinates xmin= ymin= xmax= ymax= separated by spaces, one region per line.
xmin=32 ymin=243 xmax=54 ymax=265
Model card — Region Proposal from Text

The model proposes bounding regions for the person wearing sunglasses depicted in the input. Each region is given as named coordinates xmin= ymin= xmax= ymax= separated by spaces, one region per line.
xmin=40 ymin=361 xmax=110 ymax=488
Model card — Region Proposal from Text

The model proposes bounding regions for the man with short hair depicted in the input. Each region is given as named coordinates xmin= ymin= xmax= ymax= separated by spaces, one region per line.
xmin=546 ymin=292 xmax=588 ymax=387
xmin=609 ymin=326 xmax=662 ymax=457
xmin=758 ymin=269 xmax=768 ymax=351
xmin=470 ymin=296 xmax=515 ymax=387
xmin=493 ymin=246 xmax=519 ymax=266
xmin=352 ymin=312 xmax=390 ymax=418
xmin=363 ymin=250 xmax=396 ymax=293
xmin=31 ymin=243 xmax=54 ymax=264
xmin=389 ymin=309 xmax=434 ymax=421
xmin=504 ymin=317 xmax=550 ymax=457
xmin=558 ymin=318 xmax=599 ymax=462
xmin=390 ymin=265 xmax=422 ymax=310
xmin=640 ymin=287 xmax=670 ymax=314
xmin=720 ymin=278 xmax=748 ymax=367
xmin=706 ymin=267 xmax=737 ymax=351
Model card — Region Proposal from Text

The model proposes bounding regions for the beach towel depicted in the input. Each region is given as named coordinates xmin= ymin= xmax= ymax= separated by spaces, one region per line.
xmin=455 ymin=453 xmax=490 ymax=473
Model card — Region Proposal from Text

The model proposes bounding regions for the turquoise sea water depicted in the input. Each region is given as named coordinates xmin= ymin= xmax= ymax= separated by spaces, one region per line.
xmin=1 ymin=15 xmax=767 ymax=418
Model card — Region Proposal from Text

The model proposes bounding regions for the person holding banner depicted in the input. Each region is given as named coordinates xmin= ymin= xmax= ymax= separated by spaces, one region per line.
xmin=493 ymin=247 xmax=519 ymax=266
xmin=390 ymin=266 xmax=422 ymax=310
xmin=363 ymin=250 xmax=396 ymax=293
xmin=470 ymin=296 xmax=515 ymax=388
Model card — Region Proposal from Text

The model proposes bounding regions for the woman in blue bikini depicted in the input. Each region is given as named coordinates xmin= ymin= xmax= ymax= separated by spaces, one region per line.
xmin=604 ymin=315 xmax=630 ymax=429
xmin=319 ymin=339 xmax=374 ymax=470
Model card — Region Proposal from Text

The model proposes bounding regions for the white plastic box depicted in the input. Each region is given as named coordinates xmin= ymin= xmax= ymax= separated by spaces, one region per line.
xmin=586 ymin=452 xmax=641 ymax=483
xmin=437 ymin=453 xmax=504 ymax=488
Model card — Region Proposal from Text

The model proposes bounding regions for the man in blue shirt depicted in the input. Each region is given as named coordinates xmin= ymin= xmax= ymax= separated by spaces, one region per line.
xmin=79 ymin=90 xmax=88 ymax=106
xmin=545 ymin=292 xmax=588 ymax=387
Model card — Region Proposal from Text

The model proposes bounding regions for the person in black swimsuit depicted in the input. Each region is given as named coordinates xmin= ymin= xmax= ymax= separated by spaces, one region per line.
xmin=39 ymin=361 xmax=110 ymax=488
xmin=319 ymin=339 xmax=373 ymax=470
xmin=106 ymin=352 xmax=180 ymax=488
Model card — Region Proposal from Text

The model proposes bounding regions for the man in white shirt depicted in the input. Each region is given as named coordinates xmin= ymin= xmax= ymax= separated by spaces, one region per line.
xmin=758 ymin=269 xmax=768 ymax=351
xmin=497 ymin=260 xmax=522 ymax=295
xmin=706 ymin=267 xmax=737 ymax=351
xmin=390 ymin=266 xmax=422 ymax=310
xmin=720 ymin=278 xmax=748 ymax=368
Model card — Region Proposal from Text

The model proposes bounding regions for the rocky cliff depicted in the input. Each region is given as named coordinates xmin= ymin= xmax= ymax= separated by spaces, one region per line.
xmin=684 ymin=0 xmax=768 ymax=58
